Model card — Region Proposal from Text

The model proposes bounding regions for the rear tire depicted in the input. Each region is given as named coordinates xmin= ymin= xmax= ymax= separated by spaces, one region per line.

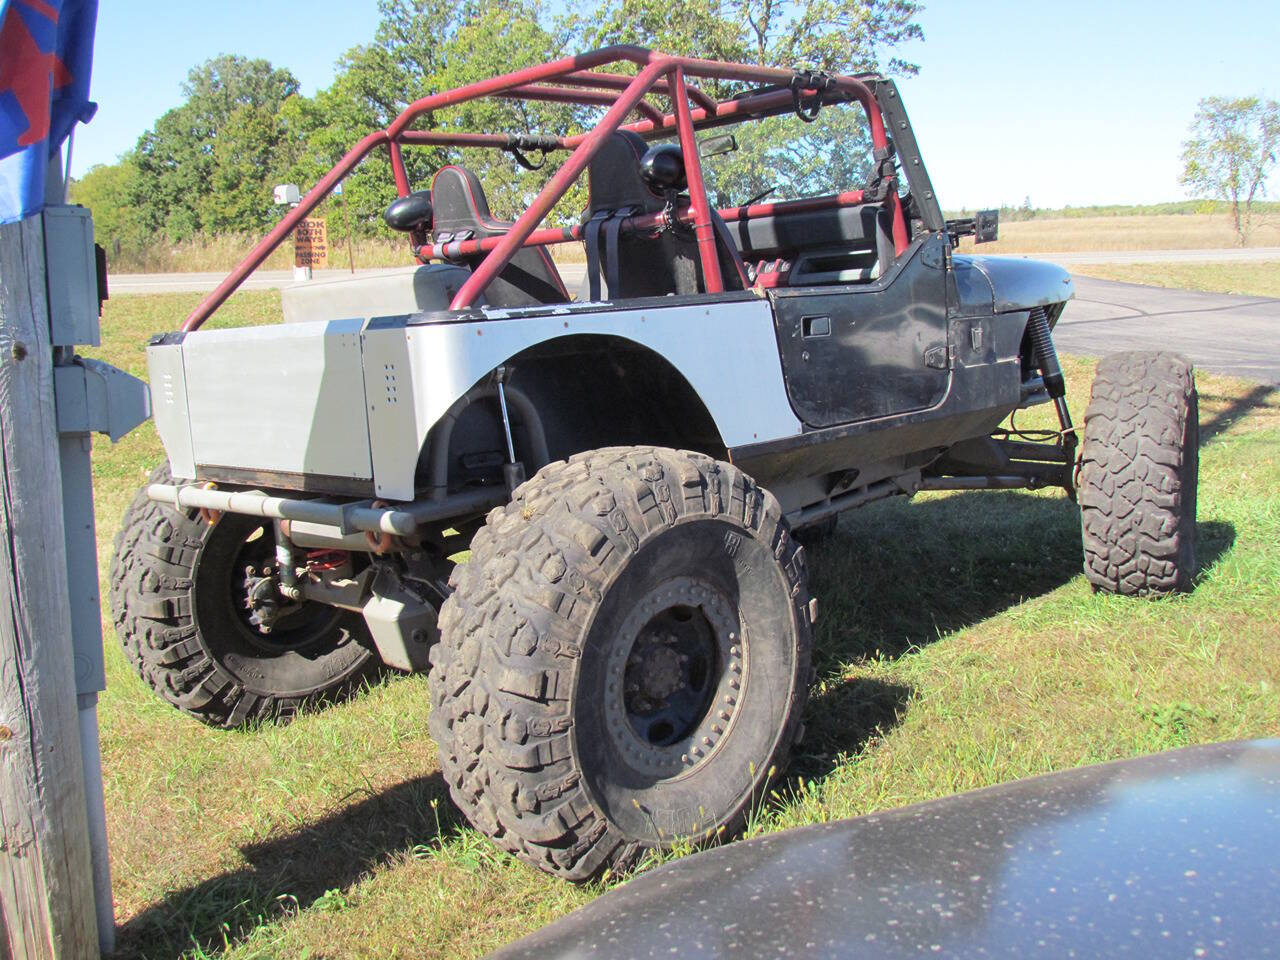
xmin=428 ymin=447 xmax=813 ymax=880
xmin=1079 ymin=352 xmax=1198 ymax=595
xmin=109 ymin=464 xmax=378 ymax=727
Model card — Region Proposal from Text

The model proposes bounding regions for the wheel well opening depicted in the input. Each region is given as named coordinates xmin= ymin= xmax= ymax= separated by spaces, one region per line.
xmin=415 ymin=335 xmax=728 ymax=493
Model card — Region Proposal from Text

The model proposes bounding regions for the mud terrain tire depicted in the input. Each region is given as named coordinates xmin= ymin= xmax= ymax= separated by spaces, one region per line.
xmin=109 ymin=464 xmax=377 ymax=727
xmin=1079 ymin=352 xmax=1198 ymax=595
xmin=428 ymin=447 xmax=813 ymax=880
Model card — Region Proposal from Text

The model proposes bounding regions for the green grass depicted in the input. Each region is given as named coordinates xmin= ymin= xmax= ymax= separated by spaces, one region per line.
xmin=86 ymin=294 xmax=1280 ymax=959
xmin=1073 ymin=261 xmax=1280 ymax=298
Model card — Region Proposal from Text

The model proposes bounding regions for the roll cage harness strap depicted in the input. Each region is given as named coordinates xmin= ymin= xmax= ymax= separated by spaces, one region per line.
xmin=503 ymin=134 xmax=560 ymax=171
xmin=584 ymin=206 xmax=639 ymax=300
xmin=790 ymin=70 xmax=836 ymax=122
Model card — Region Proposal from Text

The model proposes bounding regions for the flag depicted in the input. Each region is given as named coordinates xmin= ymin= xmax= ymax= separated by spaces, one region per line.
xmin=0 ymin=0 xmax=98 ymax=224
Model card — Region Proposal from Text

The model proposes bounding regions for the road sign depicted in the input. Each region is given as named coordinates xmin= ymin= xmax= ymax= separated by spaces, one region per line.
xmin=295 ymin=217 xmax=329 ymax=268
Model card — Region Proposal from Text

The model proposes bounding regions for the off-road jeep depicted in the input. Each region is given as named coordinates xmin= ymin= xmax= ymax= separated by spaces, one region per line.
xmin=111 ymin=46 xmax=1199 ymax=880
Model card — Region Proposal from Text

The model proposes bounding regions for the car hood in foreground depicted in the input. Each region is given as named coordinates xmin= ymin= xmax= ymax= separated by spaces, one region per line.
xmin=490 ymin=740 xmax=1280 ymax=959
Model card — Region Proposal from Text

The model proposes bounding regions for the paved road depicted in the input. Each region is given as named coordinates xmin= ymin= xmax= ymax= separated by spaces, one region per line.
xmin=1058 ymin=276 xmax=1280 ymax=384
xmin=111 ymin=257 xmax=1279 ymax=385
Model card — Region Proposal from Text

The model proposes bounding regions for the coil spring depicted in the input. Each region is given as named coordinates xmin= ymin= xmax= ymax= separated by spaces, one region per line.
xmin=1027 ymin=306 xmax=1065 ymax=398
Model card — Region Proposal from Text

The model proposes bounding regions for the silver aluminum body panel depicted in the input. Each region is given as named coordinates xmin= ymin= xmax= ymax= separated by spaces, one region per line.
xmin=180 ymin=318 xmax=373 ymax=482
xmin=280 ymin=264 xmax=472 ymax=324
xmin=362 ymin=297 xmax=802 ymax=500
xmin=146 ymin=341 xmax=197 ymax=479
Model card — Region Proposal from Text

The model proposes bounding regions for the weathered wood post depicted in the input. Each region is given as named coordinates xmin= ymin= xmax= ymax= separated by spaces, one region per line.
xmin=0 ymin=210 xmax=100 ymax=957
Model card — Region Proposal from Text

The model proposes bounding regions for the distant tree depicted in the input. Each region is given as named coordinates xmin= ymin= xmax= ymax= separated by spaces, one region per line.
xmin=132 ymin=55 xmax=300 ymax=239
xmin=1180 ymin=95 xmax=1279 ymax=246
xmin=68 ymin=157 xmax=149 ymax=253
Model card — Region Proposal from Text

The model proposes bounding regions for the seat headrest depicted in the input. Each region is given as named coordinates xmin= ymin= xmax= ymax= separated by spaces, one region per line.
xmin=431 ymin=165 xmax=498 ymax=235
xmin=384 ymin=191 xmax=433 ymax=232
xmin=639 ymin=144 xmax=687 ymax=192
xmin=586 ymin=130 xmax=666 ymax=216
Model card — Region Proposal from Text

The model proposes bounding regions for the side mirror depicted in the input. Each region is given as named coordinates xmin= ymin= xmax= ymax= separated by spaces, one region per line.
xmin=698 ymin=134 xmax=738 ymax=158
xmin=945 ymin=209 xmax=999 ymax=246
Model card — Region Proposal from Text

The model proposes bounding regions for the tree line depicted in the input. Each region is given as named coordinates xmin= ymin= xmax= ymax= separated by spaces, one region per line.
xmin=71 ymin=0 xmax=923 ymax=258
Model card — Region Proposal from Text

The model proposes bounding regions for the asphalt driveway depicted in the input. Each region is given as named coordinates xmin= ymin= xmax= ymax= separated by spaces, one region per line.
xmin=1057 ymin=276 xmax=1280 ymax=384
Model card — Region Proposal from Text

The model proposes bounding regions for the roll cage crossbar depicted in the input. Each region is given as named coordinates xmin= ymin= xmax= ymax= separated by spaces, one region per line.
xmin=181 ymin=45 xmax=906 ymax=332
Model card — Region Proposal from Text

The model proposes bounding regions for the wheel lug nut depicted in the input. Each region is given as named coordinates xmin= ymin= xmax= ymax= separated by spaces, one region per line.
xmin=724 ymin=695 xmax=735 ymax=705
xmin=702 ymin=736 xmax=713 ymax=746
xmin=719 ymin=711 xmax=730 ymax=721
xmin=729 ymin=679 xmax=740 ymax=690
xmin=712 ymin=724 xmax=722 ymax=734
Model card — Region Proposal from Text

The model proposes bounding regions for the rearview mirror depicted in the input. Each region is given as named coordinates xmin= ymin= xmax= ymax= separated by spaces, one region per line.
xmin=698 ymin=134 xmax=738 ymax=158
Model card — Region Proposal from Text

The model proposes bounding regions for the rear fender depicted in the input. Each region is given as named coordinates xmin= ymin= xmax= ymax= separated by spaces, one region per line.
xmin=361 ymin=298 xmax=802 ymax=500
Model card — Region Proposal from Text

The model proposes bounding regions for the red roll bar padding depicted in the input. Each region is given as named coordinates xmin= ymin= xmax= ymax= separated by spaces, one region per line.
xmin=180 ymin=46 xmax=901 ymax=331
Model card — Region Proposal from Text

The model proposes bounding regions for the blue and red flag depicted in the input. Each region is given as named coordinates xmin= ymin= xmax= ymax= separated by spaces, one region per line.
xmin=0 ymin=0 xmax=98 ymax=224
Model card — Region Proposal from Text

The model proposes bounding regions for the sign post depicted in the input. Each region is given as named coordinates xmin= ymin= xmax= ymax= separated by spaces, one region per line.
xmin=336 ymin=180 xmax=355 ymax=274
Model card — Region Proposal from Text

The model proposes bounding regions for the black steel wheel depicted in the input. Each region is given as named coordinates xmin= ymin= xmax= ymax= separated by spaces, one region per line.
xmin=109 ymin=463 xmax=377 ymax=727
xmin=428 ymin=447 xmax=813 ymax=880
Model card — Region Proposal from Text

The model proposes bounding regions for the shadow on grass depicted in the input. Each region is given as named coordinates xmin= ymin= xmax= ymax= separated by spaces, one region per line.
xmin=791 ymin=677 xmax=915 ymax=782
xmin=805 ymin=490 xmax=1084 ymax=665
xmin=1199 ymin=384 xmax=1278 ymax=445
xmin=1194 ymin=520 xmax=1236 ymax=584
xmin=117 ymin=772 xmax=453 ymax=959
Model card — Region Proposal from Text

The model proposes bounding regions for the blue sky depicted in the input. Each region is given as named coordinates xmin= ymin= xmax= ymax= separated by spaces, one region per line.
xmin=75 ymin=0 xmax=1278 ymax=209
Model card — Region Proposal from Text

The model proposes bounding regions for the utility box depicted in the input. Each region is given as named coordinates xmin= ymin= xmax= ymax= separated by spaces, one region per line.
xmin=43 ymin=205 xmax=101 ymax=347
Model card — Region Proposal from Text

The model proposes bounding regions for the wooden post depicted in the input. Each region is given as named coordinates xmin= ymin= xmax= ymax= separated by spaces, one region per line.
xmin=0 ymin=214 xmax=100 ymax=958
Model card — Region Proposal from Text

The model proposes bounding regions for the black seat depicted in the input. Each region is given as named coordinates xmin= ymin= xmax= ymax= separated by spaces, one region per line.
xmin=430 ymin=165 xmax=569 ymax=308
xmin=581 ymin=132 xmax=746 ymax=300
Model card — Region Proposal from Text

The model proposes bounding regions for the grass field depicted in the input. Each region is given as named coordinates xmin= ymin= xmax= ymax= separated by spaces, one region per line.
xmin=1073 ymin=261 xmax=1280 ymax=299
xmin=109 ymin=211 xmax=1280 ymax=276
xmin=86 ymin=291 xmax=1280 ymax=959
xmin=953 ymin=213 xmax=1280 ymax=254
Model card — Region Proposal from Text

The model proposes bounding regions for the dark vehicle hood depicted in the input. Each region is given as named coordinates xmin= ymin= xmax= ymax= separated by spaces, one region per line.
xmin=489 ymin=740 xmax=1280 ymax=959
xmin=951 ymin=253 xmax=1074 ymax=316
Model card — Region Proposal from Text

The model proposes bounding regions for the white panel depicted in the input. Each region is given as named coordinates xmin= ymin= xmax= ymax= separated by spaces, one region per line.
xmin=146 ymin=343 xmax=196 ymax=479
xmin=183 ymin=318 xmax=373 ymax=481
xmin=363 ymin=298 xmax=802 ymax=500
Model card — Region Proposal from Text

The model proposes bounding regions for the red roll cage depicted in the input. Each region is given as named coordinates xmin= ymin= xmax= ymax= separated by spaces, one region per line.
xmin=181 ymin=45 xmax=908 ymax=332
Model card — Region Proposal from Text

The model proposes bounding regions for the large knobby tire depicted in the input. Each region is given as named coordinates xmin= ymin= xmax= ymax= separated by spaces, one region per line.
xmin=1079 ymin=351 xmax=1199 ymax=595
xmin=428 ymin=447 xmax=813 ymax=880
xmin=109 ymin=464 xmax=378 ymax=727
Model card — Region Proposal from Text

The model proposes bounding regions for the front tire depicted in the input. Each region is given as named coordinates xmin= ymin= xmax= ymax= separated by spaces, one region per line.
xmin=428 ymin=447 xmax=813 ymax=880
xmin=109 ymin=464 xmax=378 ymax=727
xmin=1079 ymin=351 xmax=1199 ymax=595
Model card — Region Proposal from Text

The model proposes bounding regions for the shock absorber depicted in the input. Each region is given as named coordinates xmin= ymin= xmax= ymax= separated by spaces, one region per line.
xmin=1027 ymin=306 xmax=1064 ymax=400
xmin=1027 ymin=306 xmax=1077 ymax=492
